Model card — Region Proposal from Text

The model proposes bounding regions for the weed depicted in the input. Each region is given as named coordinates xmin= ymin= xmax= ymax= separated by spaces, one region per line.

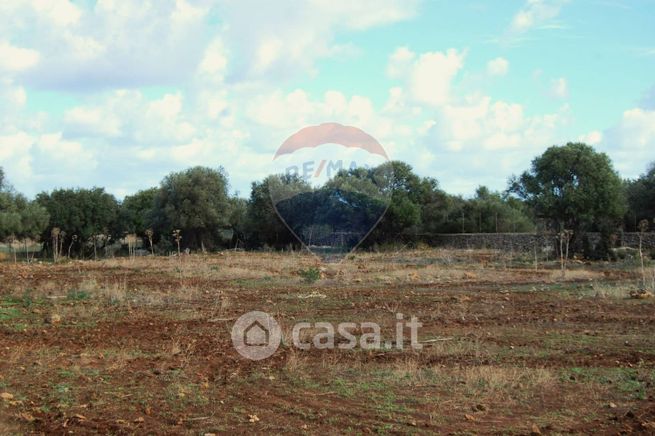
xmin=299 ymin=267 xmax=321 ymax=283
xmin=66 ymin=289 xmax=90 ymax=301
xmin=50 ymin=383 xmax=74 ymax=408
xmin=0 ymin=306 xmax=21 ymax=321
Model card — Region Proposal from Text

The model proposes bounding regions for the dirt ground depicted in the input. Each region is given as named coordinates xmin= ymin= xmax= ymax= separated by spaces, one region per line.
xmin=0 ymin=249 xmax=654 ymax=434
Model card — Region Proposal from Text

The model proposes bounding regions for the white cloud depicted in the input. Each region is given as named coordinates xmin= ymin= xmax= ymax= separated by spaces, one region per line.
xmin=487 ymin=57 xmax=509 ymax=76
xmin=0 ymin=81 xmax=27 ymax=109
xmin=578 ymin=130 xmax=603 ymax=145
xmin=245 ymin=88 xmax=377 ymax=131
xmin=0 ymin=0 xmax=417 ymax=91
xmin=146 ymin=93 xmax=183 ymax=121
xmin=219 ymin=0 xmax=419 ymax=79
xmin=427 ymin=96 xmax=567 ymax=153
xmin=21 ymin=132 xmax=100 ymax=190
xmin=598 ymin=108 xmax=655 ymax=178
xmin=0 ymin=41 xmax=40 ymax=72
xmin=0 ymin=132 xmax=34 ymax=191
xmin=0 ymin=1 xmax=213 ymax=90
xmin=387 ymin=47 xmax=416 ymax=78
xmin=411 ymin=50 xmax=465 ymax=107
xmin=550 ymin=77 xmax=568 ymax=99
xmin=612 ymin=108 xmax=655 ymax=148
xmin=198 ymin=38 xmax=228 ymax=79
xmin=388 ymin=48 xmax=465 ymax=107
xmin=31 ymin=0 xmax=82 ymax=27
xmin=510 ymin=0 xmax=569 ymax=33
xmin=64 ymin=107 xmax=122 ymax=137
xmin=0 ymin=2 xmax=588 ymax=198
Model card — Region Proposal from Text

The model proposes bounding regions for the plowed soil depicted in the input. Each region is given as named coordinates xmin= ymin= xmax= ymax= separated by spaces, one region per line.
xmin=1 ymin=250 xmax=654 ymax=434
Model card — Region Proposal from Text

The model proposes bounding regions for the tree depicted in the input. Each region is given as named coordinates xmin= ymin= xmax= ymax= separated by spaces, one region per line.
xmin=366 ymin=161 xmax=424 ymax=244
xmin=463 ymin=186 xmax=534 ymax=233
xmin=37 ymin=188 xmax=119 ymax=258
xmin=509 ymin=143 xmax=625 ymax=250
xmin=153 ymin=166 xmax=231 ymax=251
xmin=228 ymin=197 xmax=248 ymax=249
xmin=244 ymin=175 xmax=300 ymax=249
xmin=625 ymin=162 xmax=655 ymax=231
xmin=0 ymin=169 xmax=49 ymax=260
xmin=118 ymin=188 xmax=158 ymax=235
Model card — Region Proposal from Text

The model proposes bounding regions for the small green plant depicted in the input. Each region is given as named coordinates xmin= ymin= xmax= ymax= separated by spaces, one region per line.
xmin=299 ymin=267 xmax=321 ymax=284
xmin=67 ymin=289 xmax=90 ymax=301
xmin=0 ymin=307 xmax=21 ymax=321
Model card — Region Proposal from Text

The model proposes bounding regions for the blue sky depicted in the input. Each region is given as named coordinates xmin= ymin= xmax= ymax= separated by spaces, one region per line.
xmin=0 ymin=0 xmax=654 ymax=199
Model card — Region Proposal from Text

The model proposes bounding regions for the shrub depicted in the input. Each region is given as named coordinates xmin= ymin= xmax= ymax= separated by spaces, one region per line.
xmin=66 ymin=289 xmax=90 ymax=301
xmin=298 ymin=267 xmax=321 ymax=284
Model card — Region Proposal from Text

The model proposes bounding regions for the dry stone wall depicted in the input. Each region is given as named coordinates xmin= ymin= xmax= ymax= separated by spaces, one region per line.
xmin=427 ymin=232 xmax=655 ymax=253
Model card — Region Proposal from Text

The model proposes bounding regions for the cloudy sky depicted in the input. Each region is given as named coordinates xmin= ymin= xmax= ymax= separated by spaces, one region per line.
xmin=1 ymin=0 xmax=654 ymax=199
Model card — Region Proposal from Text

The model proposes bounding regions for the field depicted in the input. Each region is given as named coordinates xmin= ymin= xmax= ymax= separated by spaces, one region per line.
xmin=1 ymin=249 xmax=654 ymax=434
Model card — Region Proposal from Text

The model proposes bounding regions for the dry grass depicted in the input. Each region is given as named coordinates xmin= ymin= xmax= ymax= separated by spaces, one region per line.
xmin=590 ymin=282 xmax=632 ymax=299
xmin=454 ymin=365 xmax=555 ymax=396
xmin=284 ymin=348 xmax=309 ymax=374
xmin=549 ymin=269 xmax=600 ymax=281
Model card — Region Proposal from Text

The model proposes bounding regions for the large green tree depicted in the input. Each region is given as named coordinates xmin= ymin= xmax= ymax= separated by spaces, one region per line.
xmin=37 ymin=187 xmax=119 ymax=257
xmin=366 ymin=161 xmax=424 ymax=244
xmin=244 ymin=175 xmax=301 ymax=249
xmin=153 ymin=166 xmax=232 ymax=250
xmin=462 ymin=186 xmax=534 ymax=233
xmin=118 ymin=188 xmax=158 ymax=235
xmin=509 ymin=143 xmax=625 ymax=236
xmin=0 ymin=169 xmax=49 ymax=247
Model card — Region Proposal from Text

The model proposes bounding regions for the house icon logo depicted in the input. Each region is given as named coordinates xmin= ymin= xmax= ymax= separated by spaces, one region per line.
xmin=244 ymin=319 xmax=269 ymax=346
xmin=231 ymin=311 xmax=282 ymax=360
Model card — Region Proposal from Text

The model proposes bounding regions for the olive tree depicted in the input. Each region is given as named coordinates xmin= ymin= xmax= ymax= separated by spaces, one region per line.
xmin=509 ymin=143 xmax=626 ymax=255
xmin=152 ymin=166 xmax=232 ymax=251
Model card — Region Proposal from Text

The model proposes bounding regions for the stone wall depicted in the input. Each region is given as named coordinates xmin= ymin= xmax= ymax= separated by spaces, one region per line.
xmin=426 ymin=232 xmax=655 ymax=253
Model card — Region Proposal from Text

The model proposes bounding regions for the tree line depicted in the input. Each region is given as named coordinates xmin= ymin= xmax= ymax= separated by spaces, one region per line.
xmin=0 ymin=143 xmax=653 ymax=259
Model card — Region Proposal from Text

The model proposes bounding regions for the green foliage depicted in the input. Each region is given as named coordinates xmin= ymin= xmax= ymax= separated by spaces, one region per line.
xmin=118 ymin=188 xmax=158 ymax=235
xmin=509 ymin=143 xmax=625 ymax=233
xmin=0 ymin=148 xmax=647 ymax=257
xmin=298 ymin=267 xmax=321 ymax=283
xmin=244 ymin=175 xmax=299 ymax=249
xmin=624 ymin=162 xmax=655 ymax=231
xmin=67 ymin=289 xmax=91 ymax=301
xmin=228 ymin=197 xmax=248 ymax=248
xmin=152 ymin=166 xmax=232 ymax=250
xmin=242 ymin=161 xmax=536 ymax=251
xmin=37 ymin=187 xmax=119 ymax=256
xmin=0 ymin=168 xmax=50 ymax=243
xmin=453 ymin=186 xmax=534 ymax=234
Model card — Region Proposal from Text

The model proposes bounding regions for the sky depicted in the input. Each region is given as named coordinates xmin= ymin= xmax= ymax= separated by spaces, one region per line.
xmin=0 ymin=0 xmax=654 ymax=199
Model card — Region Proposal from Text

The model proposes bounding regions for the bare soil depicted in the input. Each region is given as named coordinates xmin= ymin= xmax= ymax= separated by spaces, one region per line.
xmin=0 ymin=250 xmax=654 ymax=434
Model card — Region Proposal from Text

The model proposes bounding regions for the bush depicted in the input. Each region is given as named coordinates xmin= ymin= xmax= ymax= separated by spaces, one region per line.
xmin=613 ymin=247 xmax=638 ymax=261
xmin=67 ymin=289 xmax=91 ymax=301
xmin=298 ymin=267 xmax=321 ymax=284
